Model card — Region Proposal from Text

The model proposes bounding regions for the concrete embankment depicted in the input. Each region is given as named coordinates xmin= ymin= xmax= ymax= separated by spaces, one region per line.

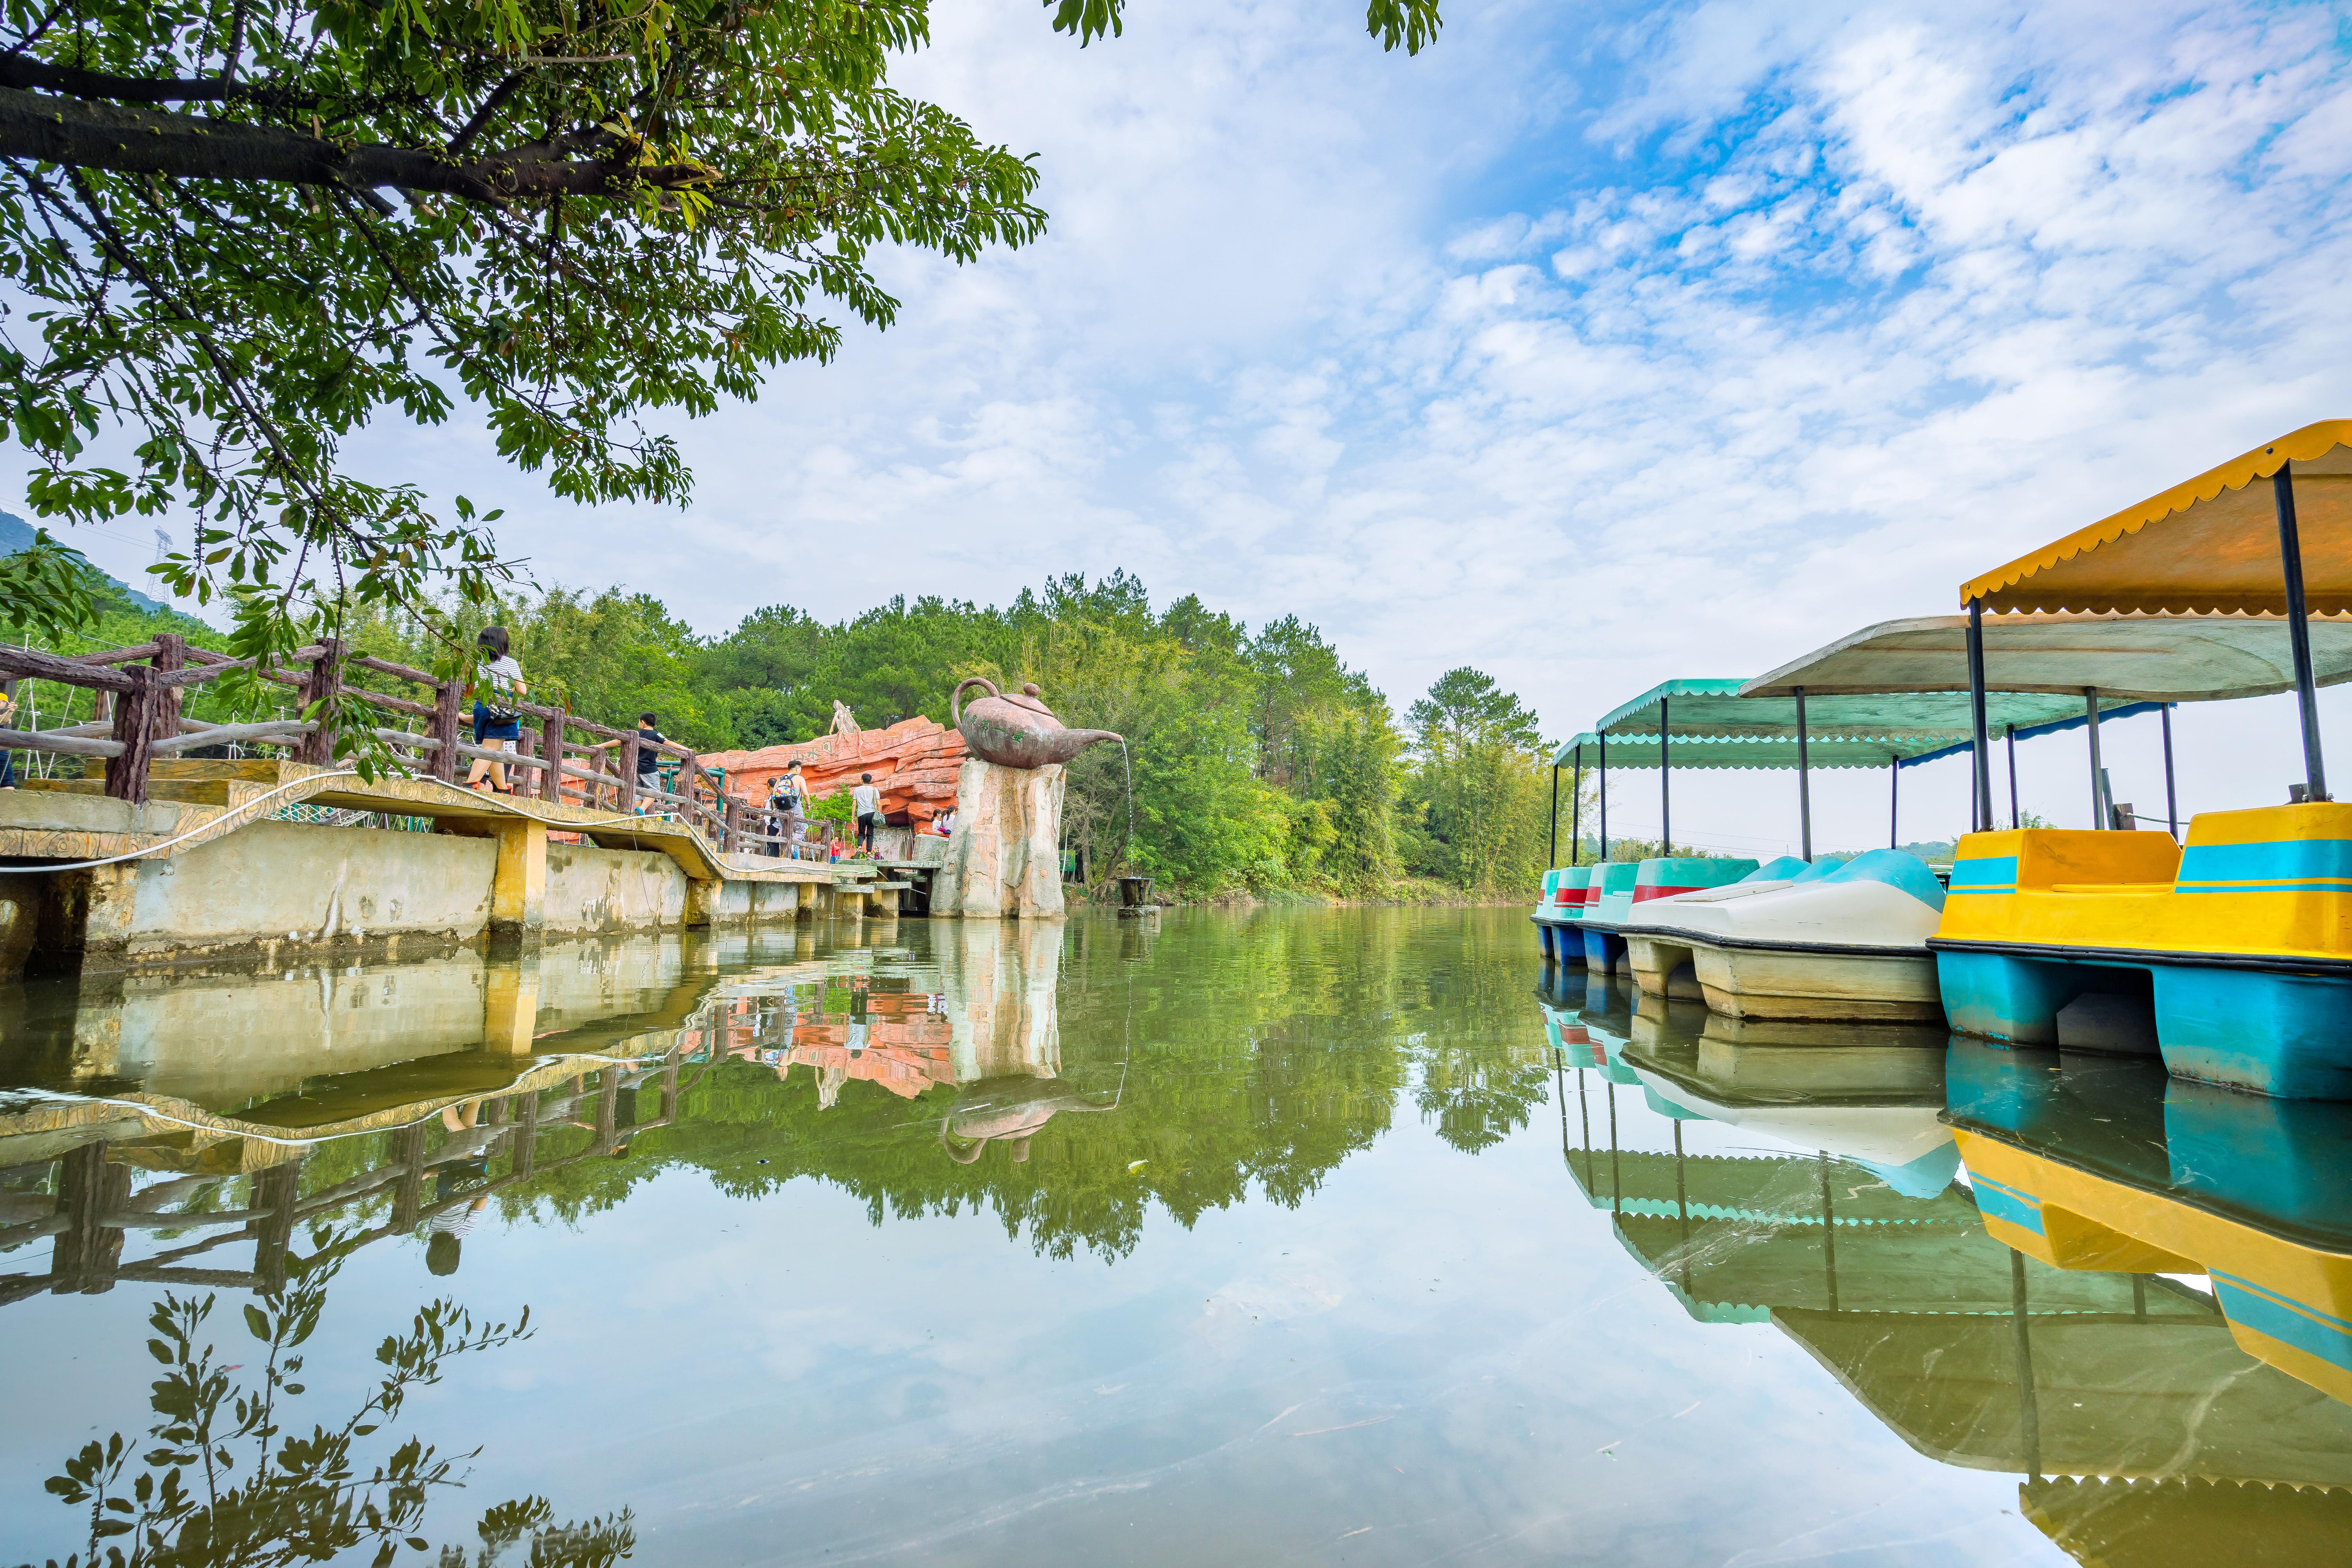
xmin=0 ymin=760 xmax=902 ymax=979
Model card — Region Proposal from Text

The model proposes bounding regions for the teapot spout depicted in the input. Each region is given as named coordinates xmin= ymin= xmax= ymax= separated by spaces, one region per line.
xmin=1048 ymin=728 xmax=1123 ymax=763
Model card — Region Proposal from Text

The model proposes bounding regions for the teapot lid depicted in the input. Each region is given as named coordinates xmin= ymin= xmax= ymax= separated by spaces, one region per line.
xmin=1005 ymin=681 xmax=1056 ymax=718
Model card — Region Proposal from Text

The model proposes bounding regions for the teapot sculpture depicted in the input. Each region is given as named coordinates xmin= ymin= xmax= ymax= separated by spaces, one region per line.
xmin=951 ymin=677 xmax=1122 ymax=769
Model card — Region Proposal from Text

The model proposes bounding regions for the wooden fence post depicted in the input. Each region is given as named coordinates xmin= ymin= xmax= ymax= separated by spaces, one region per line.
xmin=296 ymin=637 xmax=343 ymax=766
xmin=152 ymin=633 xmax=185 ymax=740
xmin=681 ymin=751 xmax=700 ymax=831
xmin=104 ymin=665 xmax=162 ymax=804
xmin=540 ymin=702 xmax=566 ymax=804
xmin=431 ymin=676 xmax=462 ymax=783
xmin=724 ymin=793 xmax=742 ymax=855
xmin=618 ymin=731 xmax=640 ymax=814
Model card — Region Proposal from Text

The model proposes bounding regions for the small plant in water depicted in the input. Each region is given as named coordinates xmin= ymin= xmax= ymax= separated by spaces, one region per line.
xmin=18 ymin=1245 xmax=632 ymax=1568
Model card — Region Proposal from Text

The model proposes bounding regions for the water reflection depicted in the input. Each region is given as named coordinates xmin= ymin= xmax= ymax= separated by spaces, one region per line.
xmin=1541 ymin=969 xmax=2352 ymax=1557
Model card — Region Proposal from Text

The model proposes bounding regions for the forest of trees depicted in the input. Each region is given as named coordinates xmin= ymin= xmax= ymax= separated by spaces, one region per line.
xmin=12 ymin=561 xmax=1562 ymax=899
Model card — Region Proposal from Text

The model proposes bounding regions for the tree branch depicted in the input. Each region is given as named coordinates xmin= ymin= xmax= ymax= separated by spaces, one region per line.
xmin=0 ymin=54 xmax=258 ymax=104
xmin=0 ymin=87 xmax=708 ymax=204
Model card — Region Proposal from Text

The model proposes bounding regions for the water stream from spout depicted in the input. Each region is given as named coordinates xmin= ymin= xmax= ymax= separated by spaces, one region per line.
xmin=1117 ymin=735 xmax=1135 ymax=869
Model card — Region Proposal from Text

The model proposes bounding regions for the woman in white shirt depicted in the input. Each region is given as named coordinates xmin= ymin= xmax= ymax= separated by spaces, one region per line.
xmin=464 ymin=625 xmax=528 ymax=793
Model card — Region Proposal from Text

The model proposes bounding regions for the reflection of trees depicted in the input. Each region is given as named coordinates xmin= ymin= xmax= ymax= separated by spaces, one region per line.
xmin=498 ymin=909 xmax=1549 ymax=1260
xmin=18 ymin=1243 xmax=630 ymax=1568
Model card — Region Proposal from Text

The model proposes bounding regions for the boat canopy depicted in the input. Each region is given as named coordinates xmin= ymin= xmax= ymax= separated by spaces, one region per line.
xmin=1552 ymin=731 xmax=1958 ymax=770
xmin=1741 ymin=612 xmax=2352 ymax=703
xmin=1592 ymin=676 xmax=2140 ymax=744
xmin=1893 ymin=701 xmax=2168 ymax=770
xmin=1960 ymin=420 xmax=2352 ymax=615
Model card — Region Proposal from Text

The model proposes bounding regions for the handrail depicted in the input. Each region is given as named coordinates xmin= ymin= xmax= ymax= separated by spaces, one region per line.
xmin=0 ymin=632 xmax=797 ymax=849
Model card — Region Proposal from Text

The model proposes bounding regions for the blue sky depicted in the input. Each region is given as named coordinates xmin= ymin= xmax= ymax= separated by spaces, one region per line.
xmin=30 ymin=0 xmax=2352 ymax=853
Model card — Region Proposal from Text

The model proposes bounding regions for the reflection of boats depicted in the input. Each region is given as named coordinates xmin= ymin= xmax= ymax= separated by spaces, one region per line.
xmin=1622 ymin=995 xmax=1959 ymax=1198
xmin=1563 ymin=1017 xmax=2352 ymax=1521
xmin=1945 ymin=1038 xmax=2352 ymax=1407
xmin=1622 ymin=850 xmax=1948 ymax=1022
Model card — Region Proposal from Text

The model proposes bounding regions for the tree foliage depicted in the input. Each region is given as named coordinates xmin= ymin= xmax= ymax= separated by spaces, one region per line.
xmin=0 ymin=0 xmax=1439 ymax=733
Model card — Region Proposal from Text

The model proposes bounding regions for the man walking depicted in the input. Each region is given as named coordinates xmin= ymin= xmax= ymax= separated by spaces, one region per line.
xmin=852 ymin=771 xmax=882 ymax=855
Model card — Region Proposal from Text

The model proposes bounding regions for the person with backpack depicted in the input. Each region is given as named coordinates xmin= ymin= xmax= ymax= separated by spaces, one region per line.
xmin=769 ymin=762 xmax=806 ymax=858
xmin=464 ymin=626 xmax=526 ymax=793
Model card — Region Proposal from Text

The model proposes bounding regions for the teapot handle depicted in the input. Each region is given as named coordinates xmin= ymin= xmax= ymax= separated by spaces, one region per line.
xmin=950 ymin=676 xmax=1000 ymax=728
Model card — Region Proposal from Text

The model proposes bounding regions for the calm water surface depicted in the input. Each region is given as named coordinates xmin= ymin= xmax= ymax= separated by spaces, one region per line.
xmin=2 ymin=906 xmax=2348 ymax=1564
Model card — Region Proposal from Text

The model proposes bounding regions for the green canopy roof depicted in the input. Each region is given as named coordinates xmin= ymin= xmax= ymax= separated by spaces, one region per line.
xmin=1593 ymin=677 xmax=2147 ymax=742
xmin=1552 ymin=732 xmax=1950 ymax=770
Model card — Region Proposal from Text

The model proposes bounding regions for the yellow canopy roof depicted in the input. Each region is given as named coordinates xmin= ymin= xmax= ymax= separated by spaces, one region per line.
xmin=1961 ymin=420 xmax=2352 ymax=614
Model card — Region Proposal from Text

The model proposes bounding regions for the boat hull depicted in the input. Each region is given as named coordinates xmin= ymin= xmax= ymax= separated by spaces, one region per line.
xmin=1626 ymin=931 xmax=1942 ymax=1022
xmin=1933 ymin=809 xmax=2352 ymax=1098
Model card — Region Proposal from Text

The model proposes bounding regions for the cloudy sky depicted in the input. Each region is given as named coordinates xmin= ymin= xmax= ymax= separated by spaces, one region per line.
xmin=36 ymin=0 xmax=2352 ymax=854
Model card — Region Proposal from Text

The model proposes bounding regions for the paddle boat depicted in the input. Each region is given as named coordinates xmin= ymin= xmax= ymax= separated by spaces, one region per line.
xmin=1621 ymin=849 xmax=1950 ymax=1024
xmin=1577 ymin=862 xmax=1641 ymax=974
xmin=1944 ymin=1037 xmax=2352 ymax=1408
xmin=1930 ymin=421 xmax=2352 ymax=1100
xmin=1529 ymin=865 xmax=1588 ymax=965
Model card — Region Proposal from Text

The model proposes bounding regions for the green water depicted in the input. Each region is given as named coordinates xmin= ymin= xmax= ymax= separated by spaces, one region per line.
xmin=2 ymin=907 xmax=2348 ymax=1564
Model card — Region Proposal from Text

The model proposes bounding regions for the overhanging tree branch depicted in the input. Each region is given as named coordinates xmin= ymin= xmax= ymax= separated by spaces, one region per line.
xmin=0 ymin=87 xmax=703 ymax=203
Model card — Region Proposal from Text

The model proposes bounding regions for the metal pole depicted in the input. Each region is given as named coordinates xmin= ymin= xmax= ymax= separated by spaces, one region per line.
xmin=1967 ymin=600 xmax=1993 ymax=833
xmin=1570 ymin=746 xmax=1583 ymax=865
xmin=2085 ymin=687 xmax=2105 ymax=828
xmin=2007 ymin=724 xmax=2020 ymax=829
xmin=1548 ymin=762 xmax=1559 ymax=867
xmin=1659 ymin=695 xmax=1671 ymax=857
xmin=1598 ymin=733 xmax=1608 ymax=859
xmin=2161 ymin=706 xmax=2178 ymax=838
xmin=1795 ymin=685 xmax=1813 ymax=860
xmin=2276 ymin=461 xmax=2330 ymax=801
xmin=1889 ymin=756 xmax=1899 ymax=849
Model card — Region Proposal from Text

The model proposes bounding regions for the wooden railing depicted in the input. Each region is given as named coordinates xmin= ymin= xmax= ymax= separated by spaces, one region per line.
xmin=0 ymin=636 xmax=844 ymax=859
xmin=0 ymin=1052 xmax=695 ymax=1307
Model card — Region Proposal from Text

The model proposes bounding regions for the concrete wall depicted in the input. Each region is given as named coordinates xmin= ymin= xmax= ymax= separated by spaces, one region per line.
xmin=112 ymin=820 xmax=496 ymax=965
xmin=545 ymin=843 xmax=690 ymax=933
xmin=13 ymin=814 xmax=840 ymax=980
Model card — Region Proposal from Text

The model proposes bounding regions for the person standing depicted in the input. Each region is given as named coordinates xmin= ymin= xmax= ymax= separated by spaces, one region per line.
xmin=464 ymin=626 xmax=526 ymax=793
xmin=851 ymin=770 xmax=881 ymax=854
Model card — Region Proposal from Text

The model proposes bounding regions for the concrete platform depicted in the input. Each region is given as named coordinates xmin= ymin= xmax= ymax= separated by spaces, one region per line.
xmin=0 ymin=760 xmax=889 ymax=978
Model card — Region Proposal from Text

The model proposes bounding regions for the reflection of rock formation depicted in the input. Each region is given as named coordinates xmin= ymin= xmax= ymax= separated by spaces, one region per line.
xmin=935 ymin=916 xmax=1064 ymax=1082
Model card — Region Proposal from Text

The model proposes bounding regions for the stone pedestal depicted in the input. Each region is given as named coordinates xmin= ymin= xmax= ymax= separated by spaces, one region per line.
xmin=931 ymin=759 xmax=1065 ymax=919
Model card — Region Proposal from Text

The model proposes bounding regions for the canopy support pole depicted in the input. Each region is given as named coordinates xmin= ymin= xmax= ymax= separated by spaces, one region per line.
xmin=1967 ymin=600 xmax=1993 ymax=833
xmin=1889 ymin=756 xmax=1899 ymax=849
xmin=1795 ymin=685 xmax=1813 ymax=861
xmin=2085 ymin=688 xmax=2105 ymax=828
xmin=1570 ymin=746 xmax=1583 ymax=866
xmin=2007 ymin=725 xmax=2020 ymax=830
xmin=2275 ymin=461 xmax=2330 ymax=802
xmin=2161 ymin=707 xmax=2178 ymax=839
xmin=1598 ymin=733 xmax=1608 ymax=860
xmin=1547 ymin=763 xmax=1559 ymax=868
xmin=1659 ymin=696 xmax=1672 ymax=857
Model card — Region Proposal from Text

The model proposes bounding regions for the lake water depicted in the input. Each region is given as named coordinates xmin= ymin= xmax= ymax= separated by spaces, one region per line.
xmin=3 ymin=906 xmax=2348 ymax=1564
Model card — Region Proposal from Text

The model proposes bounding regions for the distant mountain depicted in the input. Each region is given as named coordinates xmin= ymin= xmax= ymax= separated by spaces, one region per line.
xmin=0 ymin=510 xmax=173 ymax=615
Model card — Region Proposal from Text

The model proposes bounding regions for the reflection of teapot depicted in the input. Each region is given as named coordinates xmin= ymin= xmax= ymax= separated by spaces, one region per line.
xmin=940 ymin=1076 xmax=1120 ymax=1163
xmin=950 ymin=677 xmax=1122 ymax=770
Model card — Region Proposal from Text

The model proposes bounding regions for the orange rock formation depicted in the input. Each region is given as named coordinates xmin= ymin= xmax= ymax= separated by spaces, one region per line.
xmin=700 ymin=716 xmax=967 ymax=830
